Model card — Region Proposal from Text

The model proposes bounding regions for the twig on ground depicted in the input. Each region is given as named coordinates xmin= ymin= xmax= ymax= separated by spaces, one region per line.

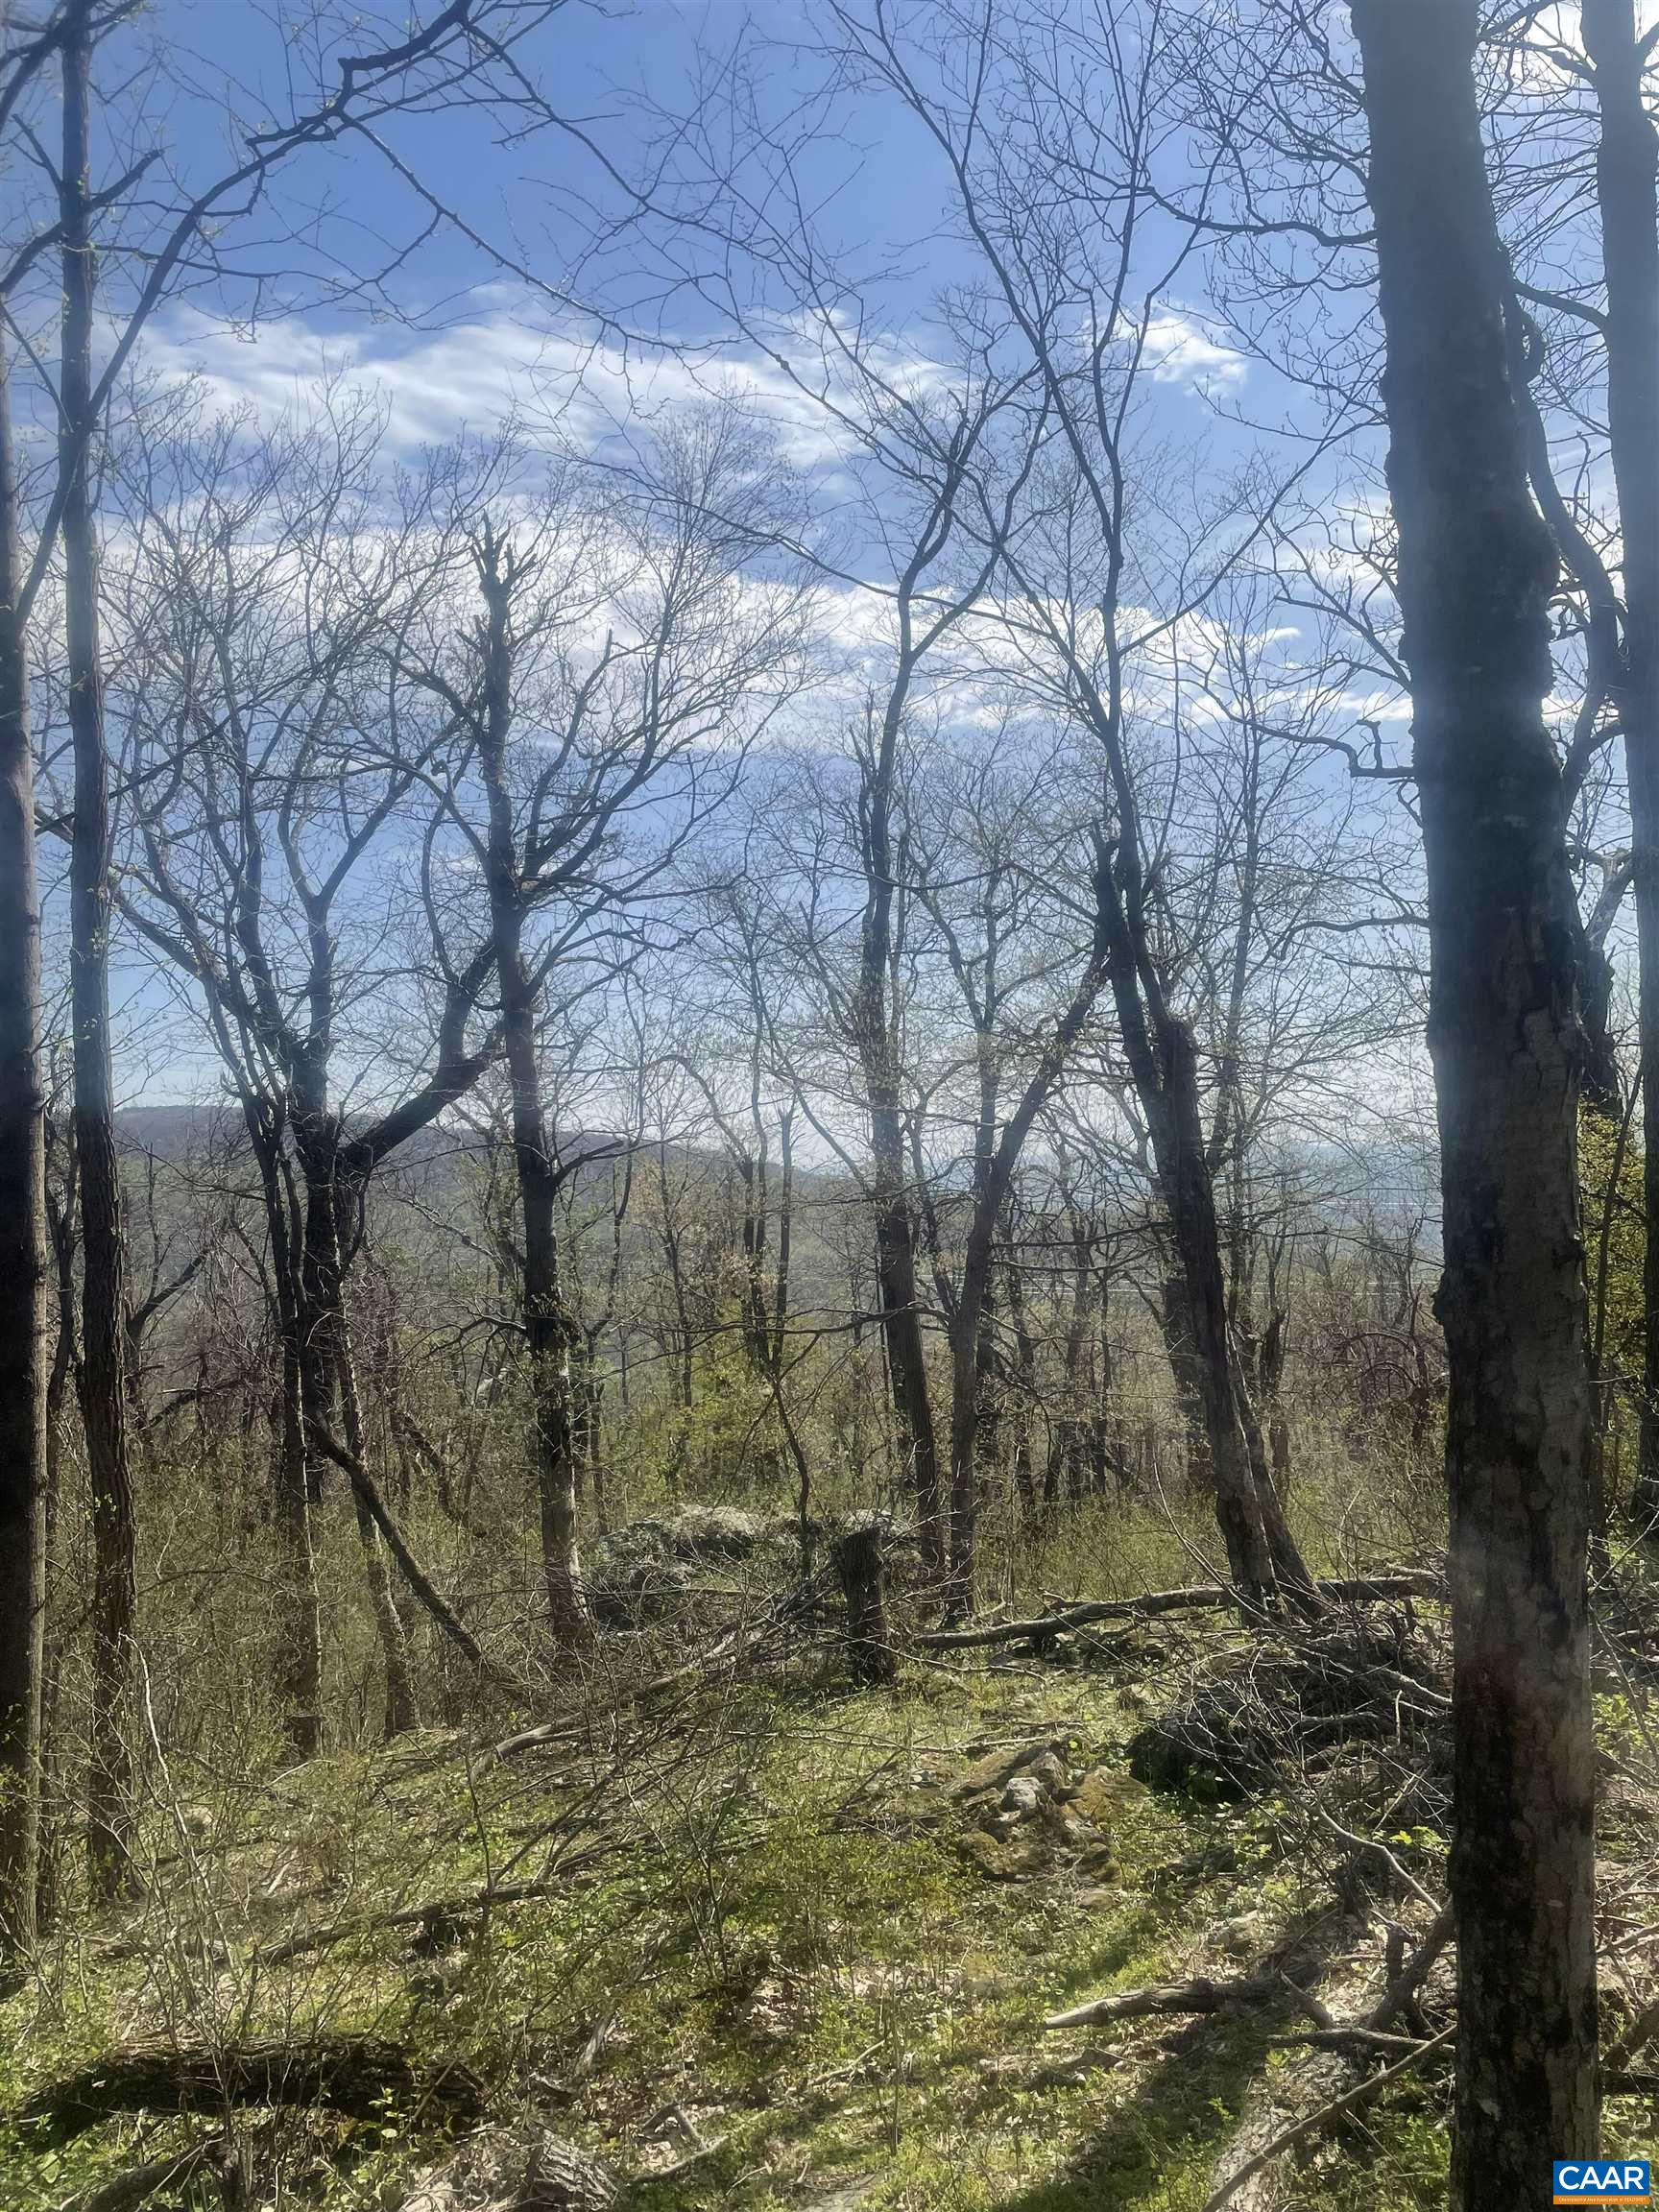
xmin=1198 ymin=2027 xmax=1454 ymax=2212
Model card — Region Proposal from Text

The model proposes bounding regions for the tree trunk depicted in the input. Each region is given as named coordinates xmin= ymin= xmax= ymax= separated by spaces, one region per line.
xmin=1354 ymin=3 xmax=1600 ymax=2194
xmin=336 ymin=1312 xmax=419 ymax=1740
xmin=1139 ymin=1007 xmax=1304 ymax=1602
xmin=249 ymin=1114 xmax=322 ymax=1757
xmin=1049 ymin=1230 xmax=1094 ymax=1503
xmin=868 ymin=1124 xmax=946 ymax=1581
xmin=475 ymin=541 xmax=591 ymax=1656
xmin=1157 ymin=1270 xmax=1213 ymax=1489
xmin=832 ymin=1517 xmax=897 ymax=1686
xmin=0 ymin=326 xmax=47 ymax=1958
xmin=1003 ymin=1256 xmax=1039 ymax=1513
xmin=60 ymin=8 xmax=136 ymax=1901
xmin=851 ymin=705 xmax=947 ymax=1582
xmin=1581 ymin=0 xmax=1659 ymax=1527
xmin=295 ymin=1120 xmax=418 ymax=1741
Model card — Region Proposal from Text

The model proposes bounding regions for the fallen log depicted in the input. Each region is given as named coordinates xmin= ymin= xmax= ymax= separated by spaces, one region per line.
xmin=1045 ymin=1969 xmax=1297 ymax=2032
xmin=1364 ymin=1898 xmax=1455 ymax=2033
xmin=20 ymin=2034 xmax=487 ymax=2146
xmin=61 ymin=2138 xmax=226 ymax=2212
xmin=255 ymin=1863 xmax=610 ymax=1965
xmin=400 ymin=2121 xmax=618 ymax=2211
xmin=918 ymin=1573 xmax=1440 ymax=1653
xmin=1198 ymin=2027 xmax=1454 ymax=2212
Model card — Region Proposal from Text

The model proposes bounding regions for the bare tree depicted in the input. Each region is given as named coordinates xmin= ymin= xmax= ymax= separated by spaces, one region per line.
xmin=1 ymin=0 xmax=574 ymax=1906
xmin=1353 ymin=0 xmax=1599 ymax=2190
xmin=110 ymin=398 xmax=496 ymax=1745
xmin=409 ymin=419 xmax=806 ymax=1653
xmin=0 ymin=310 xmax=45 ymax=1954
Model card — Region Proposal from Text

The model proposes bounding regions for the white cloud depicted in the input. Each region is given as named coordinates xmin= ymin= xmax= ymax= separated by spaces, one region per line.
xmin=131 ymin=295 xmax=934 ymax=476
xmin=1142 ymin=310 xmax=1248 ymax=395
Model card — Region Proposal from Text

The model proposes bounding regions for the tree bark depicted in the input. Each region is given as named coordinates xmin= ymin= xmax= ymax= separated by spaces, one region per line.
xmin=1111 ymin=966 xmax=1302 ymax=1601
xmin=475 ymin=537 xmax=591 ymax=1655
xmin=0 ymin=324 xmax=47 ymax=1958
xmin=335 ymin=1303 xmax=420 ymax=1739
xmin=852 ymin=713 xmax=947 ymax=1582
xmin=1354 ymin=1 xmax=1600 ymax=2194
xmin=832 ymin=1517 xmax=897 ymax=1686
xmin=294 ymin=1104 xmax=418 ymax=1739
xmin=60 ymin=4 xmax=136 ymax=1902
xmin=1580 ymin=0 xmax=1659 ymax=1527
xmin=1158 ymin=1269 xmax=1214 ymax=1490
xmin=248 ymin=1110 xmax=323 ymax=1757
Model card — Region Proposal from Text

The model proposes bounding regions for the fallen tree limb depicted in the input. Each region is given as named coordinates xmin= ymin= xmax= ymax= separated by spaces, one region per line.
xmin=1607 ymin=1990 xmax=1659 ymax=2071
xmin=493 ymin=1584 xmax=824 ymax=1759
xmin=61 ymin=2138 xmax=226 ymax=2212
xmin=310 ymin=1424 xmax=499 ymax=1678
xmin=1363 ymin=1898 xmax=1455 ymax=2033
xmin=20 ymin=2034 xmax=487 ymax=2146
xmin=255 ymin=1862 xmax=610 ymax=1964
xmin=919 ymin=1573 xmax=1440 ymax=1652
xmin=1277 ymin=2025 xmax=1433 ymax=2056
xmin=1198 ymin=2026 xmax=1454 ymax=2212
xmin=1045 ymin=1969 xmax=1300 ymax=2032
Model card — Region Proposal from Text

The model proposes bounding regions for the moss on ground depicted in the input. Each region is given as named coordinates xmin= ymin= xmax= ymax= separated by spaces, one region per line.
xmin=6 ymin=1612 xmax=1652 ymax=2212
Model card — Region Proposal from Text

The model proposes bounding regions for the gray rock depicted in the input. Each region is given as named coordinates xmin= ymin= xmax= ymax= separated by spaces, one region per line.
xmin=1214 ymin=1911 xmax=1271 ymax=1961
xmin=798 ymin=2179 xmax=877 ymax=2212
xmin=665 ymin=1505 xmax=765 ymax=1559
xmin=400 ymin=2124 xmax=617 ymax=2212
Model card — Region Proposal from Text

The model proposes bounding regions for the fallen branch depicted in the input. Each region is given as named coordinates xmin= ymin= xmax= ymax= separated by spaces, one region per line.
xmin=255 ymin=1863 xmax=608 ymax=1964
xmin=60 ymin=2138 xmax=225 ymax=2212
xmin=1045 ymin=1969 xmax=1298 ymax=2032
xmin=494 ymin=1584 xmax=823 ymax=1759
xmin=1363 ymin=1898 xmax=1455 ymax=2033
xmin=310 ymin=1423 xmax=499 ymax=1677
xmin=1277 ymin=2025 xmax=1432 ymax=2056
xmin=1607 ymin=1991 xmax=1659 ymax=2071
xmin=919 ymin=1573 xmax=1439 ymax=1652
xmin=1198 ymin=2026 xmax=1454 ymax=2212
xmin=20 ymin=2034 xmax=487 ymax=2146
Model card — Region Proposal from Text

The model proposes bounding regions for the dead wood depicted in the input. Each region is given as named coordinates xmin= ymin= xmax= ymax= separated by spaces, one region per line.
xmin=309 ymin=1422 xmax=499 ymax=1677
xmin=917 ymin=1572 xmax=1439 ymax=1652
xmin=493 ymin=1583 xmax=823 ymax=1759
xmin=1363 ymin=1898 xmax=1455 ymax=2033
xmin=399 ymin=2122 xmax=618 ymax=2210
xmin=1044 ymin=1972 xmax=1287 ymax=2030
xmin=1607 ymin=1989 xmax=1659 ymax=2070
xmin=1045 ymin=1906 xmax=1348 ymax=2032
xmin=20 ymin=2034 xmax=487 ymax=2146
xmin=252 ymin=1859 xmax=614 ymax=1964
xmin=1197 ymin=2026 xmax=1454 ymax=2212
xmin=60 ymin=2137 xmax=226 ymax=2212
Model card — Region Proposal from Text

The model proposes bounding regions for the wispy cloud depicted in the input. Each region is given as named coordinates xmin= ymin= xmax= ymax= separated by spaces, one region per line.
xmin=1142 ymin=309 xmax=1248 ymax=395
xmin=132 ymin=295 xmax=925 ymax=473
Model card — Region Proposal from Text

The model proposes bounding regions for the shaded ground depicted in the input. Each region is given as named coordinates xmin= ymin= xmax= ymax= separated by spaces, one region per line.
xmin=4 ymin=1580 xmax=1656 ymax=2212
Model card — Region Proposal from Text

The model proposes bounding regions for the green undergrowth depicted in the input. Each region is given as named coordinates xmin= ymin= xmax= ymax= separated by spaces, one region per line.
xmin=0 ymin=1626 xmax=1497 ymax=2212
xmin=11 ymin=1561 xmax=1655 ymax=2212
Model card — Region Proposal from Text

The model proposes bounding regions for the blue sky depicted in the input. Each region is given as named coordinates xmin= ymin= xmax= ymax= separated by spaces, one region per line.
xmin=107 ymin=1 xmax=1258 ymax=469
xmin=128 ymin=3 xmax=944 ymax=391
xmin=12 ymin=0 xmax=1431 ymax=1119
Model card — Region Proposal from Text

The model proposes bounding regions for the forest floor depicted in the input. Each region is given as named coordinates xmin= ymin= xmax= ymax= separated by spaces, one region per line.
xmin=5 ymin=1543 xmax=1658 ymax=2212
